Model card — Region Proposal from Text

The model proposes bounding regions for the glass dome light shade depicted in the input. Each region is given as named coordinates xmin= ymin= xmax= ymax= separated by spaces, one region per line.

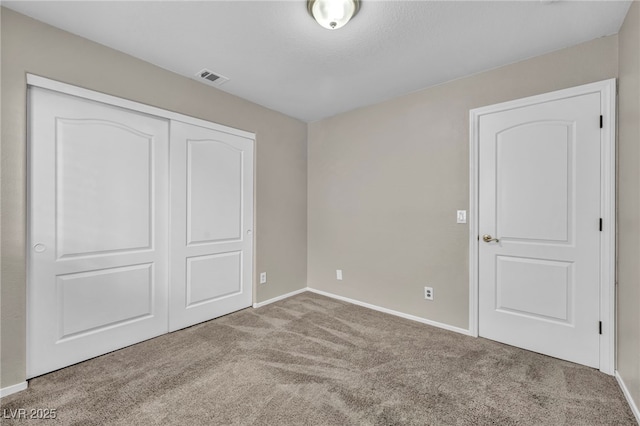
xmin=308 ymin=0 xmax=361 ymax=30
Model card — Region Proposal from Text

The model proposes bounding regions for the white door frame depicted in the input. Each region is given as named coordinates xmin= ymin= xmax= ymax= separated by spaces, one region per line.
xmin=468 ymin=79 xmax=616 ymax=375
xmin=26 ymin=75 xmax=256 ymax=140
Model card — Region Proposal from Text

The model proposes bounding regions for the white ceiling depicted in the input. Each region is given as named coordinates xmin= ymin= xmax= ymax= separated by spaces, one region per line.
xmin=4 ymin=1 xmax=632 ymax=122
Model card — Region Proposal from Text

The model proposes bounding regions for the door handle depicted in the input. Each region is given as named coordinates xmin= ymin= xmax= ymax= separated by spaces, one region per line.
xmin=482 ymin=234 xmax=499 ymax=243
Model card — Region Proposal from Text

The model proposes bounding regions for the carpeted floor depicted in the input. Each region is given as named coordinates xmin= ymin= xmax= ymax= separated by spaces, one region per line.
xmin=1 ymin=292 xmax=636 ymax=425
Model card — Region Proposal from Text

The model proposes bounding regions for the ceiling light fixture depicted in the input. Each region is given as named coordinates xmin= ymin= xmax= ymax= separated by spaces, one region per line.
xmin=307 ymin=0 xmax=360 ymax=30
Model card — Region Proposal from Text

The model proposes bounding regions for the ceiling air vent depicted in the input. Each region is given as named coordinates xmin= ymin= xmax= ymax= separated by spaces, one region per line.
xmin=195 ymin=69 xmax=229 ymax=86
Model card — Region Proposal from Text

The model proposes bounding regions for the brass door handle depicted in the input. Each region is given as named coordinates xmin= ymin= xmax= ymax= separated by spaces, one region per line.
xmin=482 ymin=234 xmax=499 ymax=243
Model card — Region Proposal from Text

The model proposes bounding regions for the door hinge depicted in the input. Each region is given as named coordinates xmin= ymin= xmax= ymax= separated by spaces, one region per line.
xmin=599 ymin=321 xmax=602 ymax=335
xmin=599 ymin=218 xmax=603 ymax=231
xmin=600 ymin=115 xmax=603 ymax=128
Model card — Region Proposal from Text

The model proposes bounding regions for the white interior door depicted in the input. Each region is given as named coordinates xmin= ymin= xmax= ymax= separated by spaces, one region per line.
xmin=169 ymin=120 xmax=254 ymax=332
xmin=28 ymin=88 xmax=169 ymax=377
xmin=478 ymin=92 xmax=601 ymax=368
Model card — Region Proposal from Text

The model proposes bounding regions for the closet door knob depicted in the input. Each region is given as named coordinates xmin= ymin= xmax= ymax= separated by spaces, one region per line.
xmin=34 ymin=243 xmax=46 ymax=253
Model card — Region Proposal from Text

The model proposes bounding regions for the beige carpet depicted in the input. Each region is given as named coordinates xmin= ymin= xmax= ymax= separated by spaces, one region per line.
xmin=1 ymin=292 xmax=636 ymax=425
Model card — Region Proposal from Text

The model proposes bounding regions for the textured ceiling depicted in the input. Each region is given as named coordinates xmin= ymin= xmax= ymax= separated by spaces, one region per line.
xmin=3 ymin=1 xmax=632 ymax=122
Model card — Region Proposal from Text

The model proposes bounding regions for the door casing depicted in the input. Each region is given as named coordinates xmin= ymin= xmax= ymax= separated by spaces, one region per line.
xmin=468 ymin=79 xmax=616 ymax=375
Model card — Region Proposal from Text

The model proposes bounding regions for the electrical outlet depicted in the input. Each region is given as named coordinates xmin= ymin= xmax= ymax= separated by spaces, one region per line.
xmin=260 ymin=272 xmax=267 ymax=284
xmin=424 ymin=286 xmax=434 ymax=300
xmin=336 ymin=269 xmax=343 ymax=280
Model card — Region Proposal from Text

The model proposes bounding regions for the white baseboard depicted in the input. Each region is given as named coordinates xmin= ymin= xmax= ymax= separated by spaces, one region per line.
xmin=0 ymin=381 xmax=28 ymax=398
xmin=615 ymin=371 xmax=640 ymax=424
xmin=253 ymin=286 xmax=473 ymax=337
xmin=252 ymin=287 xmax=307 ymax=309
xmin=307 ymin=287 xmax=474 ymax=337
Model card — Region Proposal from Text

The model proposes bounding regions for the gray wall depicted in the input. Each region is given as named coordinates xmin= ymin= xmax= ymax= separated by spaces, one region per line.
xmin=308 ymin=36 xmax=618 ymax=330
xmin=0 ymin=8 xmax=308 ymax=388
xmin=617 ymin=0 xmax=640 ymax=412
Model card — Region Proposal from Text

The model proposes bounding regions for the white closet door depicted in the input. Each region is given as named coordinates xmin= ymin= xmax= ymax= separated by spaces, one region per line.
xmin=169 ymin=121 xmax=254 ymax=332
xmin=28 ymin=88 xmax=169 ymax=378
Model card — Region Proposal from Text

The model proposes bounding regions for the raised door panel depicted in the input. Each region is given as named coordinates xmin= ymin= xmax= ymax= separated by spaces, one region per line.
xmin=496 ymin=122 xmax=573 ymax=243
xmin=56 ymin=119 xmax=152 ymax=258
xmin=186 ymin=252 xmax=242 ymax=307
xmin=57 ymin=264 xmax=154 ymax=339
xmin=187 ymin=140 xmax=242 ymax=245
xmin=495 ymin=256 xmax=573 ymax=324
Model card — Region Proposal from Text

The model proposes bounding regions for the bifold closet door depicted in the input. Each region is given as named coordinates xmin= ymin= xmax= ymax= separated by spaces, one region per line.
xmin=28 ymin=87 xmax=169 ymax=378
xmin=169 ymin=121 xmax=254 ymax=332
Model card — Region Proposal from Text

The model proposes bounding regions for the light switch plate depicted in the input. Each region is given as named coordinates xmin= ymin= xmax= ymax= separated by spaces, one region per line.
xmin=457 ymin=210 xmax=467 ymax=224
